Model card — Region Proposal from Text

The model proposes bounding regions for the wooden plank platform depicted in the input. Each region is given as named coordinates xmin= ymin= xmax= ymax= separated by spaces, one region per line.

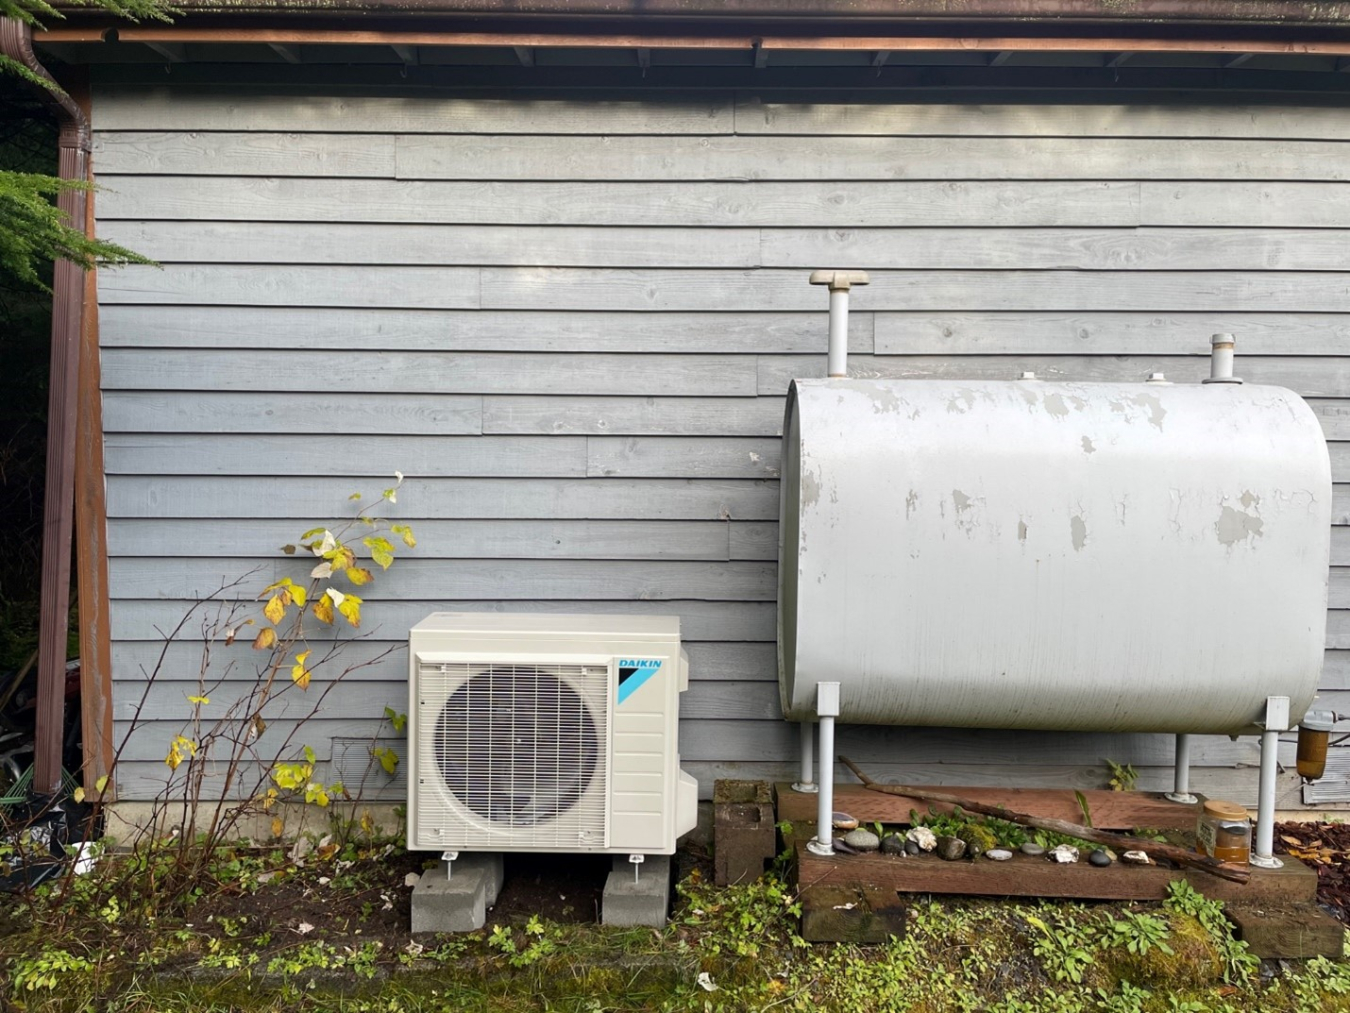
xmin=776 ymin=782 xmax=1200 ymax=832
xmin=794 ymin=843 xmax=1319 ymax=906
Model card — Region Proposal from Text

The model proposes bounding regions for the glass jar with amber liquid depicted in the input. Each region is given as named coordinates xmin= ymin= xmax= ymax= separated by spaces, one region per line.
xmin=1195 ymin=800 xmax=1251 ymax=864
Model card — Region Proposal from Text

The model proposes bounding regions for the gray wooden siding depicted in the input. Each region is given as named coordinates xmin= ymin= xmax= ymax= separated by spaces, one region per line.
xmin=93 ymin=86 xmax=1350 ymax=807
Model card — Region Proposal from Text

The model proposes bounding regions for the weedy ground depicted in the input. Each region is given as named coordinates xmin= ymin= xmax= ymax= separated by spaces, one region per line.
xmin=2 ymin=831 xmax=1350 ymax=1013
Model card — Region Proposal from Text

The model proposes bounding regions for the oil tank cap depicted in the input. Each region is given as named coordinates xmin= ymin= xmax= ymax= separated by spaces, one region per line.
xmin=1017 ymin=371 xmax=1037 ymax=380
xmin=1145 ymin=372 xmax=1171 ymax=384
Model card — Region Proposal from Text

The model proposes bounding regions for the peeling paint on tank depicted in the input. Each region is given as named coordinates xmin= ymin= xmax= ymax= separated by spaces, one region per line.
xmin=1017 ymin=519 xmax=1028 ymax=542
xmin=801 ymin=467 xmax=822 ymax=508
xmin=1134 ymin=393 xmax=1167 ymax=430
xmin=1044 ymin=393 xmax=1070 ymax=418
xmin=868 ymin=385 xmax=903 ymax=414
xmin=1081 ymin=436 xmax=1096 ymax=455
xmin=1070 ymin=515 xmax=1088 ymax=551
xmin=1216 ymin=505 xmax=1264 ymax=546
xmin=905 ymin=490 xmax=918 ymax=518
xmin=1018 ymin=387 xmax=1039 ymax=408
xmin=953 ymin=490 xmax=972 ymax=513
xmin=946 ymin=389 xmax=977 ymax=415
xmin=1240 ymin=490 xmax=1260 ymax=509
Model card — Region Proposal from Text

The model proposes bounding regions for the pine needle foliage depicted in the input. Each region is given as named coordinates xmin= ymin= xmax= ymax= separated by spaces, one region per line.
xmin=0 ymin=0 xmax=173 ymax=285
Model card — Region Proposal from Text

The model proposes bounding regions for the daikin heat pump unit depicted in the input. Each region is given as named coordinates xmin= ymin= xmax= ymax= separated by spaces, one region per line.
xmin=407 ymin=613 xmax=698 ymax=855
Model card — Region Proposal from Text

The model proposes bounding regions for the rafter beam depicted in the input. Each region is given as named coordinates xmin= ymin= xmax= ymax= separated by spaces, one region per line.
xmin=753 ymin=39 xmax=767 ymax=69
xmin=143 ymin=40 xmax=185 ymax=62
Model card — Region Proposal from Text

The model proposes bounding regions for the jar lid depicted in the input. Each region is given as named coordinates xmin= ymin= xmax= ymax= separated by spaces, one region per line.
xmin=1202 ymin=800 xmax=1249 ymax=820
xmin=1300 ymin=710 xmax=1336 ymax=733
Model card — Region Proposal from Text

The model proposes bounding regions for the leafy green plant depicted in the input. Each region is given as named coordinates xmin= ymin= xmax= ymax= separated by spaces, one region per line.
xmin=1105 ymin=759 xmax=1139 ymax=792
xmin=1094 ymin=981 xmax=1152 ymax=1013
xmin=1163 ymin=881 xmax=1259 ymax=985
xmin=9 ymin=946 xmax=96 ymax=992
xmin=1026 ymin=911 xmax=1096 ymax=984
xmin=1100 ymin=911 xmax=1174 ymax=958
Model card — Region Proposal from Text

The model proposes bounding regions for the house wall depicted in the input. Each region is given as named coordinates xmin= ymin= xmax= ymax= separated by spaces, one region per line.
xmin=91 ymin=83 xmax=1350 ymax=808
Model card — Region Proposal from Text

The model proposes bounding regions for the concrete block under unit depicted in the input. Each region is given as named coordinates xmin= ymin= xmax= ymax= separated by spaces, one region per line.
xmin=411 ymin=853 xmax=504 ymax=934
xmin=602 ymin=854 xmax=672 ymax=928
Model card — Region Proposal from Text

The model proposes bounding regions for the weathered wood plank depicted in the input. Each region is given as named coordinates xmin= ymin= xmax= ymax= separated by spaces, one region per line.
xmin=109 ymin=599 xmax=777 ymax=644
xmin=100 ymin=265 xmax=481 ymax=308
xmin=107 ymin=558 xmax=780 ymax=602
xmin=104 ymin=434 xmax=586 ymax=477
xmin=93 ymin=89 xmax=735 ymax=133
xmin=397 ymin=134 xmax=1350 ymax=182
xmin=99 ymin=306 xmax=872 ymax=354
xmin=680 ymin=720 xmax=1273 ymax=768
xmin=99 ymin=221 xmax=761 ymax=268
xmin=482 ymin=268 xmax=1350 ymax=313
xmin=1143 ymin=182 xmax=1350 ymax=227
xmin=795 ymin=844 xmax=1315 ymax=905
xmin=876 ymin=312 xmax=1350 ymax=356
xmin=587 ymin=437 xmax=782 ymax=478
xmin=758 ymin=354 xmax=1350 ymax=398
xmin=113 ymin=676 xmax=778 ymax=722
xmin=777 ymin=781 xmax=1201 ymax=831
xmin=95 ymin=176 xmax=1142 ymax=227
xmin=102 ymin=392 xmax=483 ymax=436
xmin=110 ymin=639 xmax=774 ymax=684
xmin=769 ymin=228 xmax=1350 ymax=273
xmin=484 ymin=396 xmax=785 ymax=436
xmin=101 ymin=350 xmax=758 ymax=396
xmin=737 ymin=101 xmax=1350 ymax=139
xmin=107 ymin=518 xmax=733 ymax=561
xmin=93 ymin=131 xmax=396 ymax=176
xmin=729 ymin=521 xmax=779 ymax=561
xmin=1312 ymin=402 xmax=1350 ymax=442
xmin=106 ymin=476 xmax=780 ymax=520
xmin=1323 ymin=611 xmax=1350 ymax=650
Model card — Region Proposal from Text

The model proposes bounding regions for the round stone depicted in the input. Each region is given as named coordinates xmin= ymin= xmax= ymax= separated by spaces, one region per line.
xmin=1088 ymin=849 xmax=1113 ymax=867
xmin=881 ymin=834 xmax=907 ymax=856
xmin=904 ymin=840 xmax=921 ymax=856
xmin=1019 ymin=842 xmax=1045 ymax=857
xmin=985 ymin=849 xmax=1013 ymax=862
xmin=1121 ymin=850 xmax=1153 ymax=866
xmin=936 ymin=836 xmax=968 ymax=861
xmin=832 ymin=812 xmax=860 ymax=831
xmin=842 ymin=828 xmax=880 ymax=852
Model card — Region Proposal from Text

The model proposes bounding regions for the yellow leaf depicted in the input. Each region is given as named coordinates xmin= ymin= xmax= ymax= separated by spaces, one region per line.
xmin=338 ymin=593 xmax=363 ymax=628
xmin=360 ymin=812 xmax=375 ymax=836
xmin=73 ymin=787 xmax=86 ymax=804
xmin=186 ymin=695 xmax=210 ymax=706
xmin=290 ymin=584 xmax=307 ymax=608
xmin=391 ymin=524 xmax=417 ymax=549
xmin=291 ymin=649 xmax=313 ymax=690
xmin=313 ymin=596 xmax=333 ymax=625
xmin=271 ymin=816 xmax=284 ymax=839
xmin=346 ymin=567 xmax=373 ymax=586
xmin=94 ymin=775 xmax=109 ymax=794
xmin=165 ymin=741 xmax=182 ymax=770
xmin=264 ymin=594 xmax=285 ymax=625
xmin=253 ymin=627 xmax=277 ymax=651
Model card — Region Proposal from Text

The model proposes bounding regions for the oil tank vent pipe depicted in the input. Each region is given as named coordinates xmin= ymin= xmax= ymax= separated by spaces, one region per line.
xmin=809 ymin=270 xmax=870 ymax=378
xmin=1203 ymin=333 xmax=1243 ymax=385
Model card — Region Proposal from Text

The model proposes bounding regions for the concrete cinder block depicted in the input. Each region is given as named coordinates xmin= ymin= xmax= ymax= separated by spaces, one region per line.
xmin=410 ymin=853 xmax=504 ymax=934
xmin=602 ymin=854 xmax=672 ymax=928
xmin=714 ymin=779 xmax=777 ymax=886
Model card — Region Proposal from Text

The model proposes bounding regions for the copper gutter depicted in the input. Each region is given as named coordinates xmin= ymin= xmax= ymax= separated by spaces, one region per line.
xmin=0 ymin=17 xmax=90 ymax=799
xmin=37 ymin=26 xmax=1350 ymax=56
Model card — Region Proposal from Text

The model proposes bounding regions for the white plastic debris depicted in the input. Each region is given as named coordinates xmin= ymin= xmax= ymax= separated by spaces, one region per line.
xmin=1049 ymin=845 xmax=1080 ymax=864
xmin=696 ymin=972 xmax=718 ymax=992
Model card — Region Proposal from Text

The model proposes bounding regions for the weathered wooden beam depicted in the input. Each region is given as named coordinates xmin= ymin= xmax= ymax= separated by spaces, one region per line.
xmin=840 ymin=756 xmax=1250 ymax=883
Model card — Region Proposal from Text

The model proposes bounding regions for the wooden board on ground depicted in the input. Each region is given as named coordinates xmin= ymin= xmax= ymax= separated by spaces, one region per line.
xmin=776 ymin=782 xmax=1200 ymax=832
xmin=794 ymin=844 xmax=1319 ymax=908
xmin=1226 ymin=904 xmax=1346 ymax=960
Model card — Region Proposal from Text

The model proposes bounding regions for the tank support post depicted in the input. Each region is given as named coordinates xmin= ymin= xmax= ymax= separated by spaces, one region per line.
xmin=1252 ymin=696 xmax=1290 ymax=869
xmin=806 ymin=683 xmax=841 ymax=857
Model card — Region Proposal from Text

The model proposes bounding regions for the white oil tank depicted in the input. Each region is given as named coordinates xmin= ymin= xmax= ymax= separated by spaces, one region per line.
xmin=779 ymin=376 xmax=1331 ymax=736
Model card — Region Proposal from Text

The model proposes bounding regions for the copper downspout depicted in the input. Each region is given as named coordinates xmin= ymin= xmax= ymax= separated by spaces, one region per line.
xmin=0 ymin=17 xmax=90 ymax=798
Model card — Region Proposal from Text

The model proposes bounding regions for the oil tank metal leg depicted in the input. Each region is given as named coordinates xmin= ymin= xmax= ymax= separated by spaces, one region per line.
xmin=793 ymin=722 xmax=818 ymax=794
xmin=806 ymin=682 xmax=841 ymax=857
xmin=1164 ymin=734 xmax=1197 ymax=804
xmin=1252 ymin=695 xmax=1290 ymax=870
